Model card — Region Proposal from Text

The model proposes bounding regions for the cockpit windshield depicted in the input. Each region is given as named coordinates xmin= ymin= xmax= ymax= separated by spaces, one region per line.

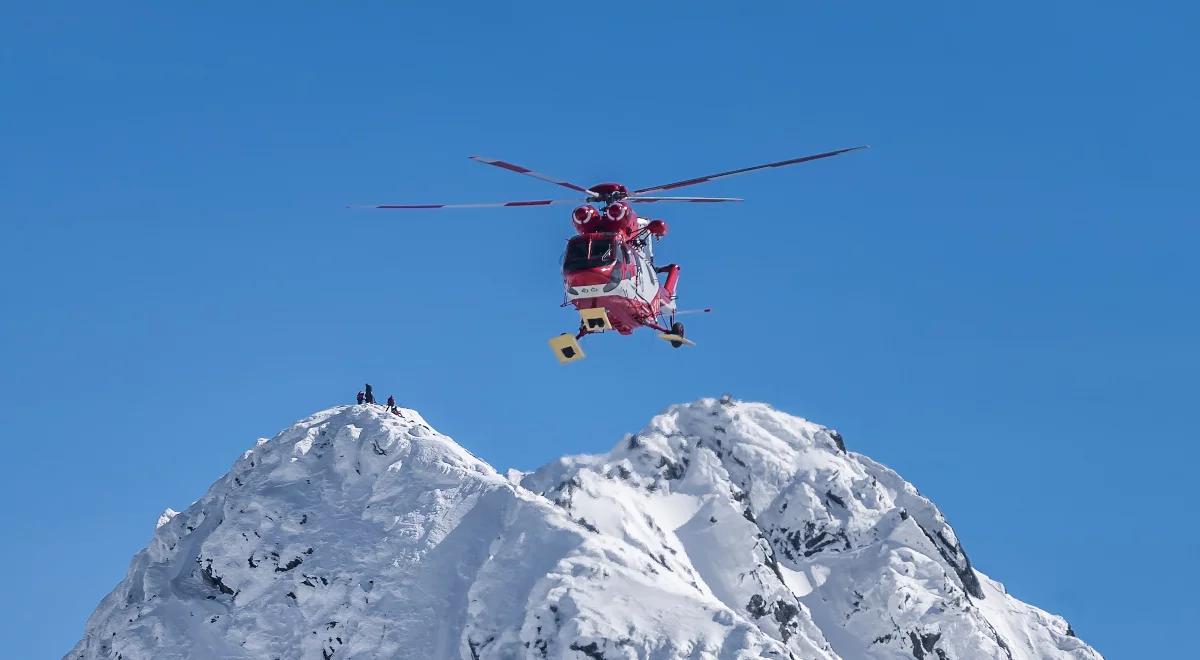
xmin=563 ymin=235 xmax=618 ymax=271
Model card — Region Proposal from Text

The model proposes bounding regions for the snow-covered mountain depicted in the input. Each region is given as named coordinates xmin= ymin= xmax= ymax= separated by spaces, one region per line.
xmin=68 ymin=399 xmax=1101 ymax=659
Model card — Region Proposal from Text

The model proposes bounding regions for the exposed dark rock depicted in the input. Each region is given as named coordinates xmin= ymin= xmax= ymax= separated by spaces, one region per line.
xmin=569 ymin=641 xmax=605 ymax=660
xmin=908 ymin=630 xmax=944 ymax=659
xmin=914 ymin=520 xmax=984 ymax=599
xmin=773 ymin=601 xmax=800 ymax=641
xmin=275 ymin=557 xmax=303 ymax=572
xmin=746 ymin=594 xmax=770 ymax=618
xmin=909 ymin=631 xmax=925 ymax=659
xmin=775 ymin=520 xmax=853 ymax=561
xmin=657 ymin=456 xmax=687 ymax=480
xmin=829 ymin=430 xmax=846 ymax=453
xmin=467 ymin=635 xmax=494 ymax=660
xmin=199 ymin=562 xmax=235 ymax=596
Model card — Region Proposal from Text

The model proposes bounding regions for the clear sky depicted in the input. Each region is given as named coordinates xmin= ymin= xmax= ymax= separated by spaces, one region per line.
xmin=2 ymin=2 xmax=1196 ymax=657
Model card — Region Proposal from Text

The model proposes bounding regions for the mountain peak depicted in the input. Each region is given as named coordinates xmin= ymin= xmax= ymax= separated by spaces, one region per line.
xmin=69 ymin=400 xmax=1101 ymax=660
xmin=522 ymin=396 xmax=850 ymax=523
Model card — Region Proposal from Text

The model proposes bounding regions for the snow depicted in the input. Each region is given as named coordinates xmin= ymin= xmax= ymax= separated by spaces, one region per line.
xmin=156 ymin=508 xmax=179 ymax=529
xmin=776 ymin=564 xmax=815 ymax=597
xmin=68 ymin=399 xmax=1102 ymax=660
xmin=641 ymin=491 xmax=704 ymax=531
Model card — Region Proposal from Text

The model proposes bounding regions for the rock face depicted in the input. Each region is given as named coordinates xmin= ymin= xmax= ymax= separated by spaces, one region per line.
xmin=68 ymin=400 xmax=1102 ymax=660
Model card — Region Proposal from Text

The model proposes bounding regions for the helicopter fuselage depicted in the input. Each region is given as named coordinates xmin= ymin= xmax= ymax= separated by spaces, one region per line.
xmin=562 ymin=199 xmax=677 ymax=335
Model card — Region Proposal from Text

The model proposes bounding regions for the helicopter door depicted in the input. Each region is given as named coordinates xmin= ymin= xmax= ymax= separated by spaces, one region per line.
xmin=630 ymin=244 xmax=659 ymax=300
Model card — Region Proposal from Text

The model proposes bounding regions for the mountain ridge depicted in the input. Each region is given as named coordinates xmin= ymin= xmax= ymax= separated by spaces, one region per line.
xmin=68 ymin=399 xmax=1101 ymax=659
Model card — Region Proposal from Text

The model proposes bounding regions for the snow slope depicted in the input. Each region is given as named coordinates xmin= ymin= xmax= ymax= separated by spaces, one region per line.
xmin=68 ymin=399 xmax=1101 ymax=660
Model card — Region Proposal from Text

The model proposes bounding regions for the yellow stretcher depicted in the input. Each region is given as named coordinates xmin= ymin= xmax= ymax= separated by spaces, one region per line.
xmin=578 ymin=307 xmax=612 ymax=333
xmin=548 ymin=334 xmax=585 ymax=364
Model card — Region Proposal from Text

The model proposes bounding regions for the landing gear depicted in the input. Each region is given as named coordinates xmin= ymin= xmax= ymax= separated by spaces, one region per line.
xmin=657 ymin=320 xmax=695 ymax=348
xmin=669 ymin=321 xmax=685 ymax=348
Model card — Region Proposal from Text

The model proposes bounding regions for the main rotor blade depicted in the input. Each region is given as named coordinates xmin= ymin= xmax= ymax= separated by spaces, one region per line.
xmin=632 ymin=145 xmax=868 ymax=195
xmin=469 ymin=156 xmax=598 ymax=196
xmin=626 ymin=196 xmax=743 ymax=203
xmin=365 ymin=198 xmax=583 ymax=209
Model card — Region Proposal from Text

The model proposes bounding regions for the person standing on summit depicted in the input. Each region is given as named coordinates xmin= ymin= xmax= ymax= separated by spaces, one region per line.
xmin=356 ymin=390 xmax=365 ymax=405
xmin=386 ymin=395 xmax=395 ymax=412
xmin=364 ymin=383 xmax=375 ymax=405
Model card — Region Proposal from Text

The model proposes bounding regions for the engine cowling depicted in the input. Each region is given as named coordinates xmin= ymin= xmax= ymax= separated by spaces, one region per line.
xmin=601 ymin=201 xmax=639 ymax=236
xmin=571 ymin=205 xmax=601 ymax=233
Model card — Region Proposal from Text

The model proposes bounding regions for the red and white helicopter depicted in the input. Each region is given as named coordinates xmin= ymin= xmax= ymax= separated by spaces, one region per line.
xmin=369 ymin=146 xmax=866 ymax=363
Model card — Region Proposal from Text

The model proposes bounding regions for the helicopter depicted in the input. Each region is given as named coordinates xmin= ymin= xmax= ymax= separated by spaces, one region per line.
xmin=368 ymin=146 xmax=866 ymax=363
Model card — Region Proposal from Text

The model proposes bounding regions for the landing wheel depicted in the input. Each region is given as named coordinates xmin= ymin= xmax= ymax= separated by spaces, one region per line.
xmin=669 ymin=321 xmax=685 ymax=348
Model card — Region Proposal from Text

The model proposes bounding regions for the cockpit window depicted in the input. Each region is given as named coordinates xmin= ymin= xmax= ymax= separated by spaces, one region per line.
xmin=564 ymin=236 xmax=618 ymax=271
xmin=592 ymin=240 xmax=613 ymax=262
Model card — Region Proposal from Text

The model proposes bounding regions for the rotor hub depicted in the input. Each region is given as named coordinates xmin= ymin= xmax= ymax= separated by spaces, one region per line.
xmin=586 ymin=183 xmax=629 ymax=205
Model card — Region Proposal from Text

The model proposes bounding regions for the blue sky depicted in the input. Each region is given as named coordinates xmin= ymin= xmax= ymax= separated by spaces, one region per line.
xmin=2 ymin=2 xmax=1196 ymax=657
